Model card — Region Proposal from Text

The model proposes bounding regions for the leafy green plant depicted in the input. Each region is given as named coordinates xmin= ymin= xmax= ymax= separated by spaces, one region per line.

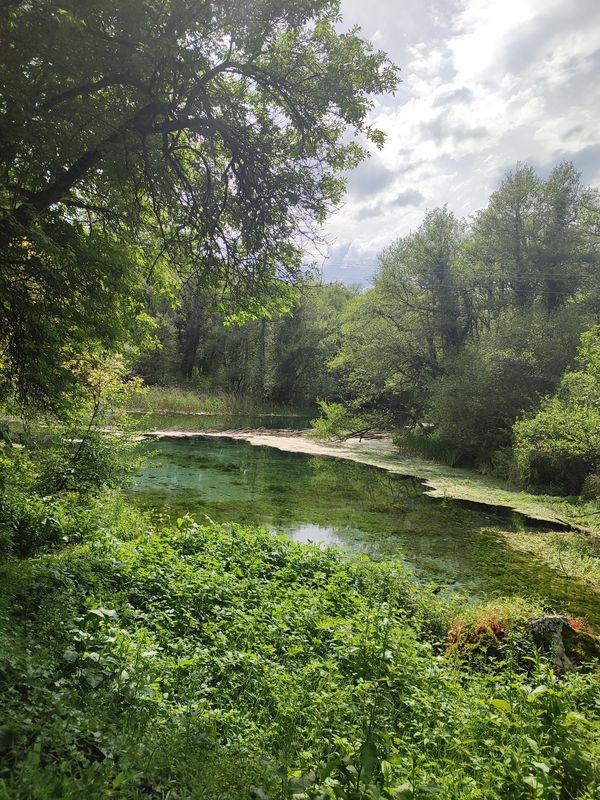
xmin=514 ymin=326 xmax=600 ymax=493
xmin=1 ymin=515 xmax=598 ymax=798
xmin=309 ymin=400 xmax=372 ymax=441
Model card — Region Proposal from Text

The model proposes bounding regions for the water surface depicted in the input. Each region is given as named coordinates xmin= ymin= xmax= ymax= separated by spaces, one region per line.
xmin=129 ymin=435 xmax=600 ymax=625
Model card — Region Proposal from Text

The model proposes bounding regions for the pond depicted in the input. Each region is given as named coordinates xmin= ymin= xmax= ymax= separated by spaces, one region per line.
xmin=129 ymin=435 xmax=600 ymax=625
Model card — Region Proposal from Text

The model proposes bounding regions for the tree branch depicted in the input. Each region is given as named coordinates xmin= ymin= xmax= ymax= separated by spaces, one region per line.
xmin=39 ymin=74 xmax=152 ymax=110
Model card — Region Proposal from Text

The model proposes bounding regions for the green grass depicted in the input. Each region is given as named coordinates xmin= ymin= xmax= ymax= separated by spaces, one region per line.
xmin=1 ymin=500 xmax=599 ymax=799
xmin=125 ymin=386 xmax=312 ymax=416
xmin=502 ymin=530 xmax=600 ymax=590
xmin=396 ymin=430 xmax=470 ymax=468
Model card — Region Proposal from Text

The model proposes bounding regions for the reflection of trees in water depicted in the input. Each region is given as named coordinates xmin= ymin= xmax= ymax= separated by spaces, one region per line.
xmin=307 ymin=457 xmax=422 ymax=511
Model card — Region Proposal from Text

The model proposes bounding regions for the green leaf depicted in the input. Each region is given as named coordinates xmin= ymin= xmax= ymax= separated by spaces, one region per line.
xmin=532 ymin=761 xmax=550 ymax=774
xmin=391 ymin=783 xmax=413 ymax=798
xmin=490 ymin=698 xmax=512 ymax=713
xmin=359 ymin=741 xmax=378 ymax=777
xmin=527 ymin=685 xmax=547 ymax=700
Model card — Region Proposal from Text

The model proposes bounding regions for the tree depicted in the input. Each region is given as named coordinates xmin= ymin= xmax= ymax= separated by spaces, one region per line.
xmin=469 ymin=162 xmax=598 ymax=312
xmin=0 ymin=0 xmax=398 ymax=409
xmin=331 ymin=207 xmax=474 ymax=425
xmin=428 ymin=305 xmax=588 ymax=462
xmin=135 ymin=281 xmax=356 ymax=405
xmin=374 ymin=207 xmax=474 ymax=356
xmin=536 ymin=162 xmax=591 ymax=309
xmin=468 ymin=164 xmax=541 ymax=309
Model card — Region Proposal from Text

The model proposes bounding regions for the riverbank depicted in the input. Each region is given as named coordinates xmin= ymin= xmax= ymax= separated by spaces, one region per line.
xmin=144 ymin=427 xmax=594 ymax=530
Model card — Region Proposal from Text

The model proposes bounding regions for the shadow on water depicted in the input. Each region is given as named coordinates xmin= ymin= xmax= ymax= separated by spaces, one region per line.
xmin=128 ymin=435 xmax=600 ymax=625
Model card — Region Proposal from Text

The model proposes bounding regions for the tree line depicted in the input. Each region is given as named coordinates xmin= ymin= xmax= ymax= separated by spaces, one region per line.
xmin=137 ymin=161 xmax=600 ymax=493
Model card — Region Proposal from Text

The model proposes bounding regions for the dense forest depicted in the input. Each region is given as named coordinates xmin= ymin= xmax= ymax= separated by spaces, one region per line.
xmin=1 ymin=1 xmax=599 ymax=798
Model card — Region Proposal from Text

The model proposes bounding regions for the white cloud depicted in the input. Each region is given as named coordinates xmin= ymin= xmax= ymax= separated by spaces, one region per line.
xmin=320 ymin=0 xmax=600 ymax=284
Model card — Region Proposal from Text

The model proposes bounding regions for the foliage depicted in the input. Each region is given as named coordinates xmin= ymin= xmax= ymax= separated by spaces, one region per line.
xmin=320 ymin=162 xmax=600 ymax=481
xmin=331 ymin=208 xmax=471 ymax=426
xmin=514 ymin=326 xmax=600 ymax=493
xmin=0 ymin=0 xmax=398 ymax=409
xmin=0 ymin=358 xmax=143 ymax=557
xmin=125 ymin=385 xmax=309 ymax=416
xmin=424 ymin=306 xmax=588 ymax=464
xmin=395 ymin=430 xmax=468 ymax=468
xmin=0 ymin=442 xmax=133 ymax=559
xmin=0 ymin=222 xmax=155 ymax=414
xmin=135 ymin=283 xmax=357 ymax=405
xmin=0 ymin=515 xmax=598 ymax=798
xmin=309 ymin=399 xmax=375 ymax=440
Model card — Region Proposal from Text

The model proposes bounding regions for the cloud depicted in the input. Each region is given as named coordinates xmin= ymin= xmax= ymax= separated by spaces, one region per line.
xmin=419 ymin=115 xmax=490 ymax=145
xmin=392 ymin=189 xmax=425 ymax=206
xmin=501 ymin=1 xmax=600 ymax=75
xmin=320 ymin=0 xmax=600 ymax=285
xmin=433 ymin=87 xmax=474 ymax=107
xmin=345 ymin=156 xmax=397 ymax=198
xmin=358 ymin=188 xmax=425 ymax=220
xmin=560 ymin=143 xmax=600 ymax=183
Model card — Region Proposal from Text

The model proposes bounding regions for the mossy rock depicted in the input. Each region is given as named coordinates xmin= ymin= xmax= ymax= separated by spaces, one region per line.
xmin=563 ymin=624 xmax=600 ymax=668
xmin=528 ymin=615 xmax=600 ymax=673
xmin=447 ymin=622 xmax=507 ymax=662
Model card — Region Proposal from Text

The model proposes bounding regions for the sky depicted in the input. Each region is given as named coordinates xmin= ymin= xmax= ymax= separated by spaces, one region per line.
xmin=317 ymin=0 xmax=600 ymax=284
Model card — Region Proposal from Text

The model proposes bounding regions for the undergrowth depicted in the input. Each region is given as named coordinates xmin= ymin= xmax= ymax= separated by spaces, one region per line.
xmin=394 ymin=431 xmax=472 ymax=469
xmin=1 ymin=508 xmax=599 ymax=799
xmin=125 ymin=386 xmax=308 ymax=416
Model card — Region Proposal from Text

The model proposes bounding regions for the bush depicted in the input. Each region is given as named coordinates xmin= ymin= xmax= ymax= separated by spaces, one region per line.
xmin=428 ymin=307 xmax=586 ymax=465
xmin=0 ymin=426 xmax=140 ymax=558
xmin=309 ymin=399 xmax=371 ymax=440
xmin=0 ymin=517 xmax=598 ymax=798
xmin=514 ymin=326 xmax=600 ymax=493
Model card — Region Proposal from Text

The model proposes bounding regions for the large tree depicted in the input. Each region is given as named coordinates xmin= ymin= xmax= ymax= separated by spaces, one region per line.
xmin=330 ymin=207 xmax=474 ymax=425
xmin=0 ymin=0 xmax=397 ymax=408
xmin=469 ymin=162 xmax=598 ymax=313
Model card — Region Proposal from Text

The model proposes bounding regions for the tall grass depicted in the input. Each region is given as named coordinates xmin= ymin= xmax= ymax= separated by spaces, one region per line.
xmin=395 ymin=430 xmax=471 ymax=467
xmin=125 ymin=385 xmax=312 ymax=416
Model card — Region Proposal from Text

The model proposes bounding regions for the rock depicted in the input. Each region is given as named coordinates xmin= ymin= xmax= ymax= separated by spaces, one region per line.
xmin=528 ymin=615 xmax=575 ymax=673
xmin=528 ymin=615 xmax=600 ymax=673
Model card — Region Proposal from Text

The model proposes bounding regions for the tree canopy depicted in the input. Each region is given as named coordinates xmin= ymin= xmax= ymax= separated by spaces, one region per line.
xmin=0 ymin=0 xmax=397 ymax=409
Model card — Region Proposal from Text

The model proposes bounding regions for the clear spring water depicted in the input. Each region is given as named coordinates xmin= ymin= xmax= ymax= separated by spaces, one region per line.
xmin=128 ymin=435 xmax=599 ymax=624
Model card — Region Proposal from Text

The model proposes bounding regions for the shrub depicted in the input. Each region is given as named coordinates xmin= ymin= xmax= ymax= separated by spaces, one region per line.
xmin=309 ymin=399 xmax=371 ymax=440
xmin=514 ymin=326 xmax=600 ymax=493
xmin=0 ymin=519 xmax=598 ymax=798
